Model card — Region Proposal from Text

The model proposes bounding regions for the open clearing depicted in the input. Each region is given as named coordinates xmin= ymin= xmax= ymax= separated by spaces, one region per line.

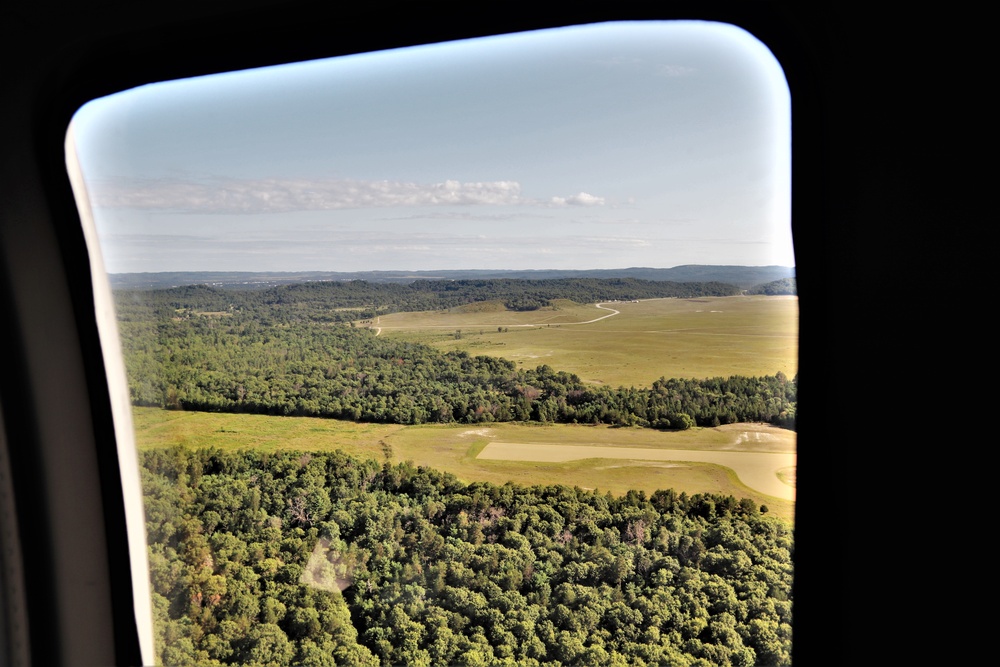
xmin=132 ymin=408 xmax=795 ymax=521
xmin=478 ymin=443 xmax=794 ymax=501
xmin=376 ymin=295 xmax=798 ymax=387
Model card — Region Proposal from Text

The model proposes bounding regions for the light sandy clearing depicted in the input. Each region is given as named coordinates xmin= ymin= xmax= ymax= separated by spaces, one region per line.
xmin=477 ymin=442 xmax=795 ymax=501
xmin=459 ymin=429 xmax=495 ymax=438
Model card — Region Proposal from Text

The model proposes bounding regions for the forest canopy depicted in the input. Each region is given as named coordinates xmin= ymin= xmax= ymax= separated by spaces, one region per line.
xmin=144 ymin=447 xmax=792 ymax=667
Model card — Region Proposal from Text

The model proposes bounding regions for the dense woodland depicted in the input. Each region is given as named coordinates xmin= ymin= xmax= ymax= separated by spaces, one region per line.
xmin=115 ymin=280 xmax=796 ymax=431
xmin=145 ymin=448 xmax=792 ymax=667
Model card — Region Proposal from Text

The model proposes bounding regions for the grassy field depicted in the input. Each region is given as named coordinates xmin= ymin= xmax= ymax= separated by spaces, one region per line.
xmin=131 ymin=295 xmax=797 ymax=522
xmin=375 ymin=295 xmax=798 ymax=387
xmin=133 ymin=407 xmax=795 ymax=522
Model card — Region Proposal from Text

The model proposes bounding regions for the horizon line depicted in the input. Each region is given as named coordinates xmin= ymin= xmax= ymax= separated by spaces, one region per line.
xmin=108 ymin=264 xmax=796 ymax=276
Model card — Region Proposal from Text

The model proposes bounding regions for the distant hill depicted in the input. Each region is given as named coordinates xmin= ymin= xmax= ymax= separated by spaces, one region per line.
xmin=108 ymin=265 xmax=795 ymax=291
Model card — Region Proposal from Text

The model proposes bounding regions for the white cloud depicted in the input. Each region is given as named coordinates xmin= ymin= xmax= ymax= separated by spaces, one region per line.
xmin=566 ymin=192 xmax=605 ymax=206
xmin=550 ymin=192 xmax=605 ymax=207
xmin=90 ymin=177 xmax=605 ymax=213
xmin=92 ymin=177 xmax=524 ymax=213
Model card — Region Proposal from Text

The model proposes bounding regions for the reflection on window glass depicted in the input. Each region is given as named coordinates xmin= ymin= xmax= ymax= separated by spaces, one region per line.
xmin=70 ymin=21 xmax=795 ymax=666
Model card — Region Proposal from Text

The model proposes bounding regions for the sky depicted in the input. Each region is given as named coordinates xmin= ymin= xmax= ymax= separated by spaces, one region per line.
xmin=68 ymin=21 xmax=792 ymax=275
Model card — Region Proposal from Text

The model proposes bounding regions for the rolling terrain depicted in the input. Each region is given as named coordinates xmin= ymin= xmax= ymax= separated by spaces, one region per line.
xmin=129 ymin=292 xmax=797 ymax=518
xmin=376 ymin=295 xmax=798 ymax=388
xmin=123 ymin=276 xmax=798 ymax=665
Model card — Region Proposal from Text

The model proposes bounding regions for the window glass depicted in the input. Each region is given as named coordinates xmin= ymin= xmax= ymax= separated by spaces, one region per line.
xmin=68 ymin=21 xmax=796 ymax=666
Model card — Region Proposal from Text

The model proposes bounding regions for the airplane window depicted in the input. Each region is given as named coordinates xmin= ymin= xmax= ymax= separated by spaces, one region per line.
xmin=66 ymin=20 xmax=795 ymax=666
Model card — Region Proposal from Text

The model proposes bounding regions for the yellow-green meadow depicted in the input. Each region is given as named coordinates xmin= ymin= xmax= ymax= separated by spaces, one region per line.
xmin=133 ymin=408 xmax=795 ymax=522
xmin=374 ymin=295 xmax=797 ymax=387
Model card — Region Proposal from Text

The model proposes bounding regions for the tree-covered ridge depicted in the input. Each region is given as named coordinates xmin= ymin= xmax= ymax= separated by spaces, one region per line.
xmin=119 ymin=316 xmax=796 ymax=430
xmin=144 ymin=448 xmax=792 ymax=666
xmin=114 ymin=278 xmax=741 ymax=324
xmin=746 ymin=278 xmax=795 ymax=296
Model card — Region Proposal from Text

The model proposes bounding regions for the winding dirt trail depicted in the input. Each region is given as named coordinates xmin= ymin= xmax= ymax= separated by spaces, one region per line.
xmin=373 ymin=302 xmax=620 ymax=334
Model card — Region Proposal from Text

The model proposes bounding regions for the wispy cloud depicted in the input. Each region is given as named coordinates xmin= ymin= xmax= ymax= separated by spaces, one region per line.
xmin=90 ymin=177 xmax=605 ymax=213
xmin=550 ymin=192 xmax=606 ymax=207
xmin=656 ymin=64 xmax=696 ymax=77
xmin=581 ymin=236 xmax=652 ymax=247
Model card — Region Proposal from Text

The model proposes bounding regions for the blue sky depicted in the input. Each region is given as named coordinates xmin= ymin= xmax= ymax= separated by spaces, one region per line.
xmin=69 ymin=21 xmax=792 ymax=274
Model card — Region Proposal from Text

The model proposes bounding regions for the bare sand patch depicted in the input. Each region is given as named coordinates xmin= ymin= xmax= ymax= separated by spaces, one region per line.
xmin=595 ymin=462 xmax=686 ymax=470
xmin=459 ymin=429 xmax=495 ymax=438
xmin=714 ymin=423 xmax=795 ymax=452
xmin=734 ymin=431 xmax=781 ymax=445
xmin=477 ymin=442 xmax=795 ymax=501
